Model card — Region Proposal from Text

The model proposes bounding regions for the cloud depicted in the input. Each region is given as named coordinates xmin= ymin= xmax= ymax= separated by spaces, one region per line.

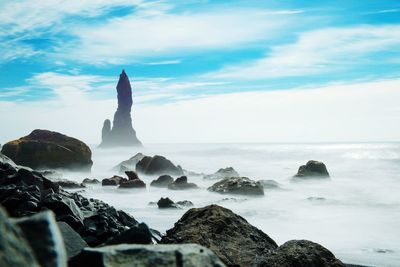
xmin=144 ymin=59 xmax=181 ymax=65
xmin=209 ymin=25 xmax=400 ymax=80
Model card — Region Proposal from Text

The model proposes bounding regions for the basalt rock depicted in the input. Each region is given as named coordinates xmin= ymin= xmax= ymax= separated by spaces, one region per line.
xmin=208 ymin=177 xmax=264 ymax=196
xmin=157 ymin=197 xmax=177 ymax=209
xmin=294 ymin=160 xmax=330 ymax=178
xmin=118 ymin=179 xmax=146 ymax=188
xmin=104 ymin=223 xmax=152 ymax=246
xmin=102 ymin=175 xmax=127 ymax=186
xmin=1 ymin=129 xmax=92 ymax=172
xmin=57 ymin=222 xmax=88 ymax=259
xmin=161 ymin=205 xmax=277 ymax=267
xmin=53 ymin=179 xmax=85 ymax=189
xmin=168 ymin=176 xmax=198 ymax=190
xmin=100 ymin=70 xmax=142 ymax=147
xmin=150 ymin=175 xmax=174 ymax=188
xmin=136 ymin=155 xmax=184 ymax=176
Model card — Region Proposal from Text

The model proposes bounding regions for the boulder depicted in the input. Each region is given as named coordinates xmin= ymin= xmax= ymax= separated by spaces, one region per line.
xmin=57 ymin=222 xmax=88 ymax=259
xmin=111 ymin=153 xmax=146 ymax=173
xmin=53 ymin=179 xmax=85 ymax=189
xmin=13 ymin=211 xmax=67 ymax=267
xmin=150 ymin=175 xmax=174 ymax=187
xmin=104 ymin=223 xmax=152 ymax=245
xmin=102 ymin=175 xmax=127 ymax=186
xmin=82 ymin=178 xmax=100 ymax=184
xmin=161 ymin=205 xmax=277 ymax=267
xmin=256 ymin=240 xmax=345 ymax=267
xmin=119 ymin=179 xmax=146 ymax=188
xmin=257 ymin=179 xmax=282 ymax=190
xmin=136 ymin=155 xmax=184 ymax=176
xmin=208 ymin=177 xmax=264 ymax=196
xmin=1 ymin=129 xmax=92 ymax=171
xmin=69 ymin=244 xmax=226 ymax=267
xmin=168 ymin=176 xmax=198 ymax=190
xmin=176 ymin=200 xmax=194 ymax=208
xmin=204 ymin=167 xmax=240 ymax=180
xmin=125 ymin=170 xmax=139 ymax=180
xmin=157 ymin=197 xmax=177 ymax=209
xmin=0 ymin=207 xmax=40 ymax=267
xmin=294 ymin=160 xmax=330 ymax=178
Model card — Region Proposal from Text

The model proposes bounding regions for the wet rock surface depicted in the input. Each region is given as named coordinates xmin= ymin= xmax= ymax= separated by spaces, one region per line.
xmin=168 ymin=176 xmax=198 ymax=190
xmin=208 ymin=177 xmax=264 ymax=195
xmin=294 ymin=160 xmax=330 ymax=178
xmin=150 ymin=174 xmax=174 ymax=187
xmin=57 ymin=221 xmax=88 ymax=259
xmin=136 ymin=155 xmax=184 ymax=176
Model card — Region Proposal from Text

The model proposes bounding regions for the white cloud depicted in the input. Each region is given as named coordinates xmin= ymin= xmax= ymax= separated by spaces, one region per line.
xmin=144 ymin=59 xmax=181 ymax=65
xmin=210 ymin=25 xmax=400 ymax=80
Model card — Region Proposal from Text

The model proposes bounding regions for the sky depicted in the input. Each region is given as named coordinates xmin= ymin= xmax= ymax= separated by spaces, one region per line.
xmin=0 ymin=0 xmax=400 ymax=144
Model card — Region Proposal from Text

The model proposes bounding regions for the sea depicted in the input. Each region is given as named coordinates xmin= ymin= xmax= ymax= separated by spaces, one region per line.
xmin=64 ymin=143 xmax=400 ymax=267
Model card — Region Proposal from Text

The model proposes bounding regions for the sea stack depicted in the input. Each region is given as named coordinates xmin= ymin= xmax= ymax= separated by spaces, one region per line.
xmin=100 ymin=70 xmax=142 ymax=147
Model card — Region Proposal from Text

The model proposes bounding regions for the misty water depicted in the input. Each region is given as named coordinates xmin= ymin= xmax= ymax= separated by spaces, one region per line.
xmin=64 ymin=143 xmax=400 ymax=266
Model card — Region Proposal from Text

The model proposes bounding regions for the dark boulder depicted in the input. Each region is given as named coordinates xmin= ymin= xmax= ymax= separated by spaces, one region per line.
xmin=204 ymin=167 xmax=240 ymax=180
xmin=125 ymin=170 xmax=139 ymax=180
xmin=157 ymin=197 xmax=177 ymax=209
xmin=175 ymin=200 xmax=194 ymax=208
xmin=119 ymin=179 xmax=146 ymax=188
xmin=168 ymin=176 xmax=198 ymax=190
xmin=111 ymin=153 xmax=146 ymax=173
xmin=13 ymin=211 xmax=67 ymax=267
xmin=57 ymin=221 xmax=88 ymax=259
xmin=104 ymin=223 xmax=152 ymax=245
xmin=136 ymin=155 xmax=184 ymax=176
xmin=161 ymin=205 xmax=277 ymax=267
xmin=69 ymin=244 xmax=226 ymax=267
xmin=294 ymin=160 xmax=330 ymax=178
xmin=53 ymin=179 xmax=85 ymax=189
xmin=82 ymin=178 xmax=100 ymax=184
xmin=256 ymin=240 xmax=345 ymax=267
xmin=1 ymin=129 xmax=92 ymax=171
xmin=102 ymin=175 xmax=127 ymax=186
xmin=208 ymin=177 xmax=264 ymax=196
xmin=150 ymin=174 xmax=174 ymax=187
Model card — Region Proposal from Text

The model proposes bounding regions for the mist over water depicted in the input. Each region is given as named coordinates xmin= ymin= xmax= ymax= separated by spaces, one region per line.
xmin=65 ymin=143 xmax=400 ymax=266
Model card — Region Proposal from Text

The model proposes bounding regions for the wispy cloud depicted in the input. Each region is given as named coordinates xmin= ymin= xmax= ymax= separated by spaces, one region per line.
xmin=144 ymin=60 xmax=181 ymax=65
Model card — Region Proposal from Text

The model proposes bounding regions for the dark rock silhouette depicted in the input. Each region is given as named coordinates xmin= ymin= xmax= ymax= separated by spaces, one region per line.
xmin=293 ymin=160 xmax=330 ymax=179
xmin=100 ymin=70 xmax=142 ymax=147
xmin=208 ymin=177 xmax=264 ymax=195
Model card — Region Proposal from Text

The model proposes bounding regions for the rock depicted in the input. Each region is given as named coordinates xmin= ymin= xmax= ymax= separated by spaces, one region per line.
xmin=57 ymin=222 xmax=88 ymax=259
xmin=257 ymin=179 xmax=282 ymax=190
xmin=157 ymin=197 xmax=177 ymax=209
xmin=208 ymin=177 xmax=264 ymax=196
xmin=82 ymin=178 xmax=100 ymax=184
xmin=256 ymin=240 xmax=345 ymax=267
xmin=1 ymin=129 xmax=92 ymax=171
xmin=99 ymin=70 xmax=142 ymax=147
xmin=69 ymin=244 xmax=226 ymax=267
xmin=125 ymin=170 xmax=139 ymax=180
xmin=111 ymin=153 xmax=146 ymax=173
xmin=119 ymin=179 xmax=146 ymax=188
xmin=136 ymin=155 xmax=184 ymax=176
xmin=294 ymin=160 xmax=330 ymax=178
xmin=307 ymin=197 xmax=326 ymax=202
xmin=53 ymin=179 xmax=85 ymax=189
xmin=102 ymin=175 xmax=127 ymax=186
xmin=204 ymin=167 xmax=240 ymax=180
xmin=168 ymin=176 xmax=198 ymax=190
xmin=161 ymin=205 xmax=277 ymax=267
xmin=150 ymin=175 xmax=174 ymax=187
xmin=0 ymin=206 xmax=40 ymax=267
xmin=104 ymin=223 xmax=152 ymax=245
xmin=13 ymin=211 xmax=67 ymax=267
xmin=176 ymin=200 xmax=194 ymax=207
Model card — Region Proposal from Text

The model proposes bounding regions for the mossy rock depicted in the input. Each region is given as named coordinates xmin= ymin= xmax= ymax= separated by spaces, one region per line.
xmin=1 ymin=129 xmax=92 ymax=171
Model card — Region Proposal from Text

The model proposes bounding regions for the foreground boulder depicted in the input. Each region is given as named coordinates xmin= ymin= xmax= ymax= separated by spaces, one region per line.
xmin=208 ymin=177 xmax=264 ymax=195
xmin=161 ymin=205 xmax=277 ymax=266
xmin=69 ymin=244 xmax=226 ymax=267
xmin=111 ymin=153 xmax=146 ymax=173
xmin=136 ymin=155 xmax=184 ymax=176
xmin=57 ymin=222 xmax=88 ymax=259
xmin=0 ymin=206 xmax=40 ymax=267
xmin=168 ymin=176 xmax=198 ymax=190
xmin=104 ymin=223 xmax=152 ymax=245
xmin=204 ymin=167 xmax=240 ymax=180
xmin=150 ymin=175 xmax=174 ymax=187
xmin=294 ymin=160 xmax=330 ymax=178
xmin=1 ymin=129 xmax=92 ymax=172
xmin=256 ymin=240 xmax=345 ymax=267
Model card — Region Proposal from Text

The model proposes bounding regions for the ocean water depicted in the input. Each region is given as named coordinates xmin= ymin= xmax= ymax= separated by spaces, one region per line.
xmin=65 ymin=143 xmax=400 ymax=266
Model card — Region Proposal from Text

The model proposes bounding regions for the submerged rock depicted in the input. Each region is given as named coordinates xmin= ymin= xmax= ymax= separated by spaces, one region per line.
xmin=294 ymin=160 xmax=330 ymax=178
xmin=157 ymin=197 xmax=177 ymax=208
xmin=111 ymin=153 xmax=146 ymax=173
xmin=168 ymin=176 xmax=198 ymax=190
xmin=150 ymin=175 xmax=174 ymax=187
xmin=119 ymin=179 xmax=146 ymax=188
xmin=1 ymin=129 xmax=92 ymax=172
xmin=257 ymin=179 xmax=282 ymax=190
xmin=99 ymin=70 xmax=142 ymax=147
xmin=204 ymin=167 xmax=240 ymax=180
xmin=69 ymin=244 xmax=226 ymax=267
xmin=161 ymin=205 xmax=277 ymax=267
xmin=208 ymin=177 xmax=264 ymax=196
xmin=82 ymin=178 xmax=100 ymax=184
xmin=136 ymin=155 xmax=184 ymax=176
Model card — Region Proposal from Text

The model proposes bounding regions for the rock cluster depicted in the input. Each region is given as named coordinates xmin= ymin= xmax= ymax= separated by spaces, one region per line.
xmin=208 ymin=177 xmax=264 ymax=195
xmin=168 ymin=176 xmax=198 ymax=190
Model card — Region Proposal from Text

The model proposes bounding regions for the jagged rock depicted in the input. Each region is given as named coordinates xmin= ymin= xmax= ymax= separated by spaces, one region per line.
xmin=161 ymin=205 xmax=277 ymax=267
xmin=14 ymin=211 xmax=67 ymax=267
xmin=168 ymin=176 xmax=198 ymax=190
xmin=208 ymin=177 xmax=264 ymax=196
xmin=257 ymin=179 xmax=282 ymax=190
xmin=111 ymin=153 xmax=146 ymax=173
xmin=125 ymin=170 xmax=139 ymax=180
xmin=294 ymin=160 xmax=330 ymax=178
xmin=204 ymin=167 xmax=240 ymax=180
xmin=136 ymin=155 xmax=184 ymax=176
xmin=176 ymin=200 xmax=194 ymax=207
xmin=157 ymin=197 xmax=177 ymax=209
xmin=82 ymin=178 xmax=100 ymax=184
xmin=1 ymin=129 xmax=92 ymax=171
xmin=57 ymin=222 xmax=88 ymax=259
xmin=119 ymin=179 xmax=146 ymax=188
xmin=100 ymin=70 xmax=142 ymax=147
xmin=69 ymin=244 xmax=226 ymax=267
xmin=256 ymin=240 xmax=345 ymax=267
xmin=53 ymin=179 xmax=85 ymax=189
xmin=102 ymin=175 xmax=127 ymax=186
xmin=0 ymin=206 xmax=40 ymax=267
xmin=104 ymin=223 xmax=152 ymax=245
xmin=150 ymin=175 xmax=174 ymax=188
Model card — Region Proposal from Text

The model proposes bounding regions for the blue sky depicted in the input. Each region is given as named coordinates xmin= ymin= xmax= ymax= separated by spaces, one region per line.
xmin=0 ymin=0 xmax=400 ymax=143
